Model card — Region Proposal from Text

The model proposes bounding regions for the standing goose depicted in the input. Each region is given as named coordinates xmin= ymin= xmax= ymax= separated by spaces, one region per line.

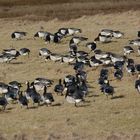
xmin=54 ymin=79 xmax=64 ymax=96
xmin=9 ymin=81 xmax=22 ymax=90
xmin=114 ymin=69 xmax=123 ymax=80
xmin=135 ymin=75 xmax=140 ymax=94
xmin=135 ymin=64 xmax=140 ymax=74
xmin=69 ymin=44 xmax=78 ymax=54
xmin=86 ymin=42 xmax=97 ymax=52
xmin=126 ymin=64 xmax=135 ymax=75
xmin=19 ymin=48 xmax=30 ymax=57
xmin=65 ymin=85 xmax=84 ymax=107
xmin=42 ymin=86 xmax=54 ymax=106
xmin=18 ymin=91 xmax=28 ymax=109
xmin=0 ymin=96 xmax=8 ymax=110
xmin=11 ymin=31 xmax=27 ymax=40
xmin=100 ymin=80 xmax=114 ymax=98
xmin=4 ymin=86 xmax=19 ymax=102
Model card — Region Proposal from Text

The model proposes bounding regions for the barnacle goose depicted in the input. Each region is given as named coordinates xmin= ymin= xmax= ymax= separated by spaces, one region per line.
xmin=42 ymin=86 xmax=54 ymax=106
xmin=54 ymin=79 xmax=64 ymax=96
xmin=11 ymin=31 xmax=27 ymax=40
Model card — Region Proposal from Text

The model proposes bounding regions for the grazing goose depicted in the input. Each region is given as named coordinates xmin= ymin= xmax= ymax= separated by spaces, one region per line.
xmin=135 ymin=75 xmax=140 ymax=94
xmin=61 ymin=55 xmax=75 ymax=64
xmin=138 ymin=31 xmax=140 ymax=37
xmin=39 ymin=48 xmax=51 ymax=58
xmin=112 ymin=31 xmax=124 ymax=38
xmin=126 ymin=64 xmax=135 ymax=75
xmin=0 ymin=53 xmax=16 ymax=63
xmin=0 ymin=82 xmax=8 ymax=94
xmin=18 ymin=91 xmax=28 ymax=109
xmin=76 ymin=51 xmax=88 ymax=57
xmin=34 ymin=78 xmax=53 ymax=87
xmin=94 ymin=51 xmax=109 ymax=60
xmin=114 ymin=69 xmax=123 ymax=80
xmin=58 ymin=28 xmax=68 ymax=36
xmin=86 ymin=42 xmax=97 ymax=52
xmin=77 ymin=56 xmax=89 ymax=64
xmin=3 ymin=48 xmax=19 ymax=57
xmin=34 ymin=31 xmax=49 ymax=39
xmin=67 ymin=28 xmax=82 ymax=36
xmin=45 ymin=33 xmax=61 ymax=43
xmin=19 ymin=48 xmax=30 ymax=57
xmin=100 ymin=29 xmax=113 ymax=36
xmin=89 ymin=56 xmax=102 ymax=67
xmin=129 ymin=39 xmax=140 ymax=46
xmin=123 ymin=46 xmax=134 ymax=55
xmin=31 ymin=82 xmax=47 ymax=92
xmin=46 ymin=53 xmax=62 ymax=62
xmin=110 ymin=53 xmax=126 ymax=63
xmin=70 ymin=36 xmax=88 ymax=45
xmin=54 ymin=79 xmax=64 ymax=95
xmin=94 ymin=33 xmax=112 ymax=43
xmin=0 ymin=96 xmax=8 ymax=110
xmin=11 ymin=31 xmax=27 ymax=40
xmin=99 ymin=57 xmax=111 ymax=65
xmin=42 ymin=86 xmax=54 ymax=106
xmin=74 ymin=61 xmax=84 ymax=72
xmin=114 ymin=61 xmax=124 ymax=70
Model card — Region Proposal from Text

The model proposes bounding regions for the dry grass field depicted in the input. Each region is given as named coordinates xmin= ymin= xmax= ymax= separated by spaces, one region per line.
xmin=0 ymin=0 xmax=140 ymax=140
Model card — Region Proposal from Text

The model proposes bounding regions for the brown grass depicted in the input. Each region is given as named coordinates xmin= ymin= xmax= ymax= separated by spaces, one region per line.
xmin=0 ymin=0 xmax=139 ymax=20
xmin=0 ymin=10 xmax=140 ymax=139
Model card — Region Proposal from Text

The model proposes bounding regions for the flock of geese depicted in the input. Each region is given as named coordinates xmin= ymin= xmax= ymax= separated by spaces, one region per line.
xmin=0 ymin=27 xmax=140 ymax=110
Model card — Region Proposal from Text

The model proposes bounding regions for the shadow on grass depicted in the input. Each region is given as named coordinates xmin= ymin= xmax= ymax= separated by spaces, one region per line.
xmin=111 ymin=95 xmax=125 ymax=100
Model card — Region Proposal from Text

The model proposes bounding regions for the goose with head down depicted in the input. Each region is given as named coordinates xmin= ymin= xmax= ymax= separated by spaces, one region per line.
xmin=11 ymin=31 xmax=27 ymax=40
